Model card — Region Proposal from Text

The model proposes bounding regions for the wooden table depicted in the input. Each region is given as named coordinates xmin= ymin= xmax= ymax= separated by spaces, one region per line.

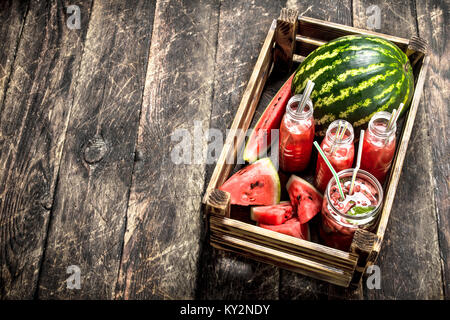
xmin=0 ymin=0 xmax=447 ymax=300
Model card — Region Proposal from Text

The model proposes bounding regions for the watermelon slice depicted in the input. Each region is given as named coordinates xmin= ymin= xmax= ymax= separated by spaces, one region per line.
xmin=287 ymin=175 xmax=323 ymax=224
xmin=258 ymin=217 xmax=309 ymax=240
xmin=250 ymin=201 xmax=293 ymax=225
xmin=219 ymin=158 xmax=280 ymax=206
xmin=243 ymin=73 xmax=295 ymax=163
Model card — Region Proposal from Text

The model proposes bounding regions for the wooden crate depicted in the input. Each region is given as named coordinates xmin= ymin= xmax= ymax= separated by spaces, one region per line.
xmin=203 ymin=8 xmax=429 ymax=288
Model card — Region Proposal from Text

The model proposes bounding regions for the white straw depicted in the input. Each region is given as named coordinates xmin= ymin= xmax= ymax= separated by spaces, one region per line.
xmin=331 ymin=121 xmax=348 ymax=155
xmin=386 ymin=108 xmax=397 ymax=130
xmin=295 ymin=80 xmax=315 ymax=115
xmin=387 ymin=103 xmax=404 ymax=131
xmin=349 ymin=130 xmax=365 ymax=195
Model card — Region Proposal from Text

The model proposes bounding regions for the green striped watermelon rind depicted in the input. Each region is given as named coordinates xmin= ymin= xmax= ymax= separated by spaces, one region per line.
xmin=291 ymin=34 xmax=415 ymax=135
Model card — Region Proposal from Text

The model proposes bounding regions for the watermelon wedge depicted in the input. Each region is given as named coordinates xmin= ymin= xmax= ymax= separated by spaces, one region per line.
xmin=243 ymin=73 xmax=295 ymax=163
xmin=287 ymin=175 xmax=323 ymax=224
xmin=258 ymin=217 xmax=309 ymax=240
xmin=250 ymin=201 xmax=293 ymax=225
xmin=219 ymin=158 xmax=280 ymax=206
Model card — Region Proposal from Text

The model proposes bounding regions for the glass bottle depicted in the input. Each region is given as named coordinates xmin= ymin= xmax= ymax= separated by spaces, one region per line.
xmin=314 ymin=120 xmax=355 ymax=193
xmin=360 ymin=111 xmax=396 ymax=184
xmin=279 ymin=95 xmax=315 ymax=172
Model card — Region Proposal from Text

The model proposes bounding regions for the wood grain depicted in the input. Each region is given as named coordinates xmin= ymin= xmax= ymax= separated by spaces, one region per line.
xmin=0 ymin=0 xmax=446 ymax=300
xmin=197 ymin=0 xmax=285 ymax=300
xmin=36 ymin=0 xmax=155 ymax=299
xmin=0 ymin=0 xmax=29 ymax=111
xmin=0 ymin=0 xmax=92 ymax=299
xmin=114 ymin=0 xmax=220 ymax=299
xmin=415 ymin=0 xmax=450 ymax=298
xmin=353 ymin=0 xmax=444 ymax=299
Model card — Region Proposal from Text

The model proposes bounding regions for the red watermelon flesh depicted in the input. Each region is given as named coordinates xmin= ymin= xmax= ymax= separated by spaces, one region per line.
xmin=287 ymin=175 xmax=323 ymax=224
xmin=219 ymin=158 xmax=280 ymax=206
xmin=250 ymin=201 xmax=293 ymax=225
xmin=258 ymin=217 xmax=309 ymax=240
xmin=243 ymin=73 xmax=295 ymax=163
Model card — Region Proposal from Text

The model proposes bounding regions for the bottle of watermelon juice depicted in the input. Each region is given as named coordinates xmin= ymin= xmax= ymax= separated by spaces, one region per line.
xmin=279 ymin=95 xmax=315 ymax=173
xmin=360 ymin=111 xmax=397 ymax=184
xmin=319 ymin=169 xmax=383 ymax=251
xmin=314 ymin=120 xmax=355 ymax=193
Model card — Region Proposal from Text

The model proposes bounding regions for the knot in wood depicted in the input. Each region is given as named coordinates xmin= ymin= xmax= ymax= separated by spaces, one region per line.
xmin=83 ymin=136 xmax=108 ymax=164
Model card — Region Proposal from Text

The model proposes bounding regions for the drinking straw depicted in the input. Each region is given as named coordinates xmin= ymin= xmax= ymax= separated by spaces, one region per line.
xmin=335 ymin=121 xmax=343 ymax=139
xmin=349 ymin=130 xmax=365 ymax=195
xmin=386 ymin=108 xmax=397 ymax=130
xmin=295 ymin=80 xmax=315 ymax=115
xmin=331 ymin=120 xmax=348 ymax=155
xmin=387 ymin=103 xmax=404 ymax=131
xmin=330 ymin=121 xmax=341 ymax=155
xmin=313 ymin=141 xmax=345 ymax=200
xmin=338 ymin=121 xmax=348 ymax=141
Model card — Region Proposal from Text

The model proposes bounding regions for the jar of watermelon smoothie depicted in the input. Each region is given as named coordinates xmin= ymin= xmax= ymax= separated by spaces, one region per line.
xmin=314 ymin=120 xmax=355 ymax=193
xmin=279 ymin=95 xmax=315 ymax=173
xmin=319 ymin=169 xmax=383 ymax=251
xmin=360 ymin=111 xmax=397 ymax=184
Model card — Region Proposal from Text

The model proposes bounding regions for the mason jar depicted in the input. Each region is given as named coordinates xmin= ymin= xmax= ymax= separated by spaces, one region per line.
xmin=319 ymin=168 xmax=383 ymax=251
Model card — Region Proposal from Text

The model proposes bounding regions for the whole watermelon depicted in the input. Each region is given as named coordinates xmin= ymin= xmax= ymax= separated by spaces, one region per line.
xmin=292 ymin=35 xmax=414 ymax=135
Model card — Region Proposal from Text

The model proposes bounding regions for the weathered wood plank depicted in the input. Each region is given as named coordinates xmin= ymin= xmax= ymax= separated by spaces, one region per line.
xmin=353 ymin=0 xmax=444 ymax=299
xmin=197 ymin=0 xmax=285 ymax=300
xmin=0 ymin=0 xmax=92 ymax=299
xmin=0 ymin=0 xmax=29 ymax=110
xmin=278 ymin=0 xmax=354 ymax=301
xmin=114 ymin=0 xmax=220 ymax=299
xmin=36 ymin=0 xmax=155 ymax=299
xmin=415 ymin=0 xmax=449 ymax=299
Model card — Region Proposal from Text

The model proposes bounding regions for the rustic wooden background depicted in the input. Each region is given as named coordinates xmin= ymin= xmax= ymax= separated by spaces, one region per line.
xmin=0 ymin=0 xmax=448 ymax=299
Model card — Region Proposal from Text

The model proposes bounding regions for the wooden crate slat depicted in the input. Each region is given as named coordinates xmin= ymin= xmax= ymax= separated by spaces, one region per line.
xmin=209 ymin=215 xmax=358 ymax=269
xmin=210 ymin=234 xmax=353 ymax=287
xmin=297 ymin=16 xmax=409 ymax=50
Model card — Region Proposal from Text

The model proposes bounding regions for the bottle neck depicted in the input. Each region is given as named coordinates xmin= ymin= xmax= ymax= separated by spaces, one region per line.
xmin=325 ymin=120 xmax=354 ymax=146
xmin=285 ymin=94 xmax=314 ymax=121
xmin=368 ymin=111 xmax=396 ymax=139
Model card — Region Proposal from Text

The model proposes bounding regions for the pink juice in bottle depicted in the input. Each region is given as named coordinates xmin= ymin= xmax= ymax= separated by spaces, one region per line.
xmin=314 ymin=120 xmax=355 ymax=193
xmin=279 ymin=95 xmax=315 ymax=173
xmin=360 ymin=111 xmax=397 ymax=184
